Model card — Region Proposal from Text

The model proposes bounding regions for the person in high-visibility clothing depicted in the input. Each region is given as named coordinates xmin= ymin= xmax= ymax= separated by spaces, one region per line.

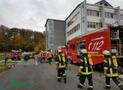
xmin=103 ymin=50 xmax=123 ymax=90
xmin=55 ymin=49 xmax=67 ymax=83
xmin=77 ymin=49 xmax=93 ymax=90
xmin=47 ymin=49 xmax=53 ymax=64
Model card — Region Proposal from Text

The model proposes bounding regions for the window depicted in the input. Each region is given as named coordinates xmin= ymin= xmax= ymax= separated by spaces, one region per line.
xmin=93 ymin=23 xmax=96 ymax=28
xmin=87 ymin=9 xmax=100 ymax=17
xmin=99 ymin=23 xmax=102 ymax=28
xmin=88 ymin=22 xmax=90 ymax=28
xmin=104 ymin=4 xmax=108 ymax=6
xmin=90 ymin=22 xmax=93 ymax=28
xmin=105 ymin=12 xmax=114 ymax=18
xmin=87 ymin=10 xmax=91 ymax=16
xmin=120 ymin=14 xmax=123 ymax=20
xmin=67 ymin=12 xmax=80 ymax=27
xmin=111 ymin=13 xmax=113 ymax=18
xmin=67 ymin=21 xmax=73 ymax=27
xmin=88 ymin=22 xmax=102 ymax=28
xmin=49 ymin=37 xmax=53 ymax=44
xmin=97 ymin=11 xmax=100 ymax=16
xmin=67 ymin=24 xmax=80 ymax=36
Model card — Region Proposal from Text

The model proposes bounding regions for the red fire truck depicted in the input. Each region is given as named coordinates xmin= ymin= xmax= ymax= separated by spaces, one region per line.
xmin=66 ymin=26 xmax=123 ymax=66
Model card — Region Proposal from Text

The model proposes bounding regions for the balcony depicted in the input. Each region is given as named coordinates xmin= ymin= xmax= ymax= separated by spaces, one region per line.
xmin=111 ymin=31 xmax=119 ymax=40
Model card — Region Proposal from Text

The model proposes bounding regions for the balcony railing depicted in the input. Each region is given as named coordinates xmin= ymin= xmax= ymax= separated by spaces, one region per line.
xmin=111 ymin=31 xmax=119 ymax=39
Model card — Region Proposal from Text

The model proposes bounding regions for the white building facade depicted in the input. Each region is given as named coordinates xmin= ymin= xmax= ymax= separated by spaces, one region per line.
xmin=66 ymin=0 xmax=123 ymax=42
xmin=45 ymin=19 xmax=65 ymax=51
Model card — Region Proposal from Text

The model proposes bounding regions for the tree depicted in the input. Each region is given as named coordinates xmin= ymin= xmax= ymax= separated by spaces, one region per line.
xmin=0 ymin=25 xmax=45 ymax=52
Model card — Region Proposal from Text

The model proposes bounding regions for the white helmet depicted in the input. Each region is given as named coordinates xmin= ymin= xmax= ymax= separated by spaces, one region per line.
xmin=81 ymin=49 xmax=87 ymax=54
xmin=58 ymin=49 xmax=62 ymax=53
xmin=111 ymin=49 xmax=117 ymax=54
xmin=103 ymin=50 xmax=110 ymax=55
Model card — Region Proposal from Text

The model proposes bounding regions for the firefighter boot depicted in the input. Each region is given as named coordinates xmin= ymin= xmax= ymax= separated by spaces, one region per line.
xmin=63 ymin=76 xmax=67 ymax=83
xmin=119 ymin=84 xmax=123 ymax=90
xmin=63 ymin=74 xmax=67 ymax=83
xmin=87 ymin=86 xmax=93 ymax=90
xmin=77 ymin=84 xmax=83 ymax=89
xmin=104 ymin=86 xmax=111 ymax=89
xmin=87 ymin=87 xmax=93 ymax=90
xmin=57 ymin=77 xmax=62 ymax=82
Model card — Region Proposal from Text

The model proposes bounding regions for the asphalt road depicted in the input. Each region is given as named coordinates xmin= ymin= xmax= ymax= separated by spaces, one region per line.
xmin=0 ymin=59 xmax=121 ymax=90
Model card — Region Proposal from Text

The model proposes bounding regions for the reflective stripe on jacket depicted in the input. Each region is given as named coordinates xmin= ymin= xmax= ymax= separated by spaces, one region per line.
xmin=79 ymin=54 xmax=93 ymax=75
xmin=58 ymin=54 xmax=66 ymax=68
xmin=103 ymin=55 xmax=118 ymax=77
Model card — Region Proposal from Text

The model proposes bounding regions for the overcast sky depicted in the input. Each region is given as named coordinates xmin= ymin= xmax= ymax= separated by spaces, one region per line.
xmin=0 ymin=0 xmax=123 ymax=32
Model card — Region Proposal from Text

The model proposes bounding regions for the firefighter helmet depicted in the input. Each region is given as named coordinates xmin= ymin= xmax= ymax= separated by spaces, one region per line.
xmin=58 ymin=49 xmax=62 ymax=53
xmin=111 ymin=49 xmax=117 ymax=54
xmin=103 ymin=50 xmax=110 ymax=55
xmin=81 ymin=49 xmax=87 ymax=54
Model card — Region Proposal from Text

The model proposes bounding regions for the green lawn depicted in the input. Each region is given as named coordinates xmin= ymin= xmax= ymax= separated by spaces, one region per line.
xmin=0 ymin=52 xmax=11 ymax=60
xmin=0 ymin=52 xmax=5 ymax=60
xmin=0 ymin=52 xmax=19 ymax=73
xmin=0 ymin=60 xmax=18 ymax=72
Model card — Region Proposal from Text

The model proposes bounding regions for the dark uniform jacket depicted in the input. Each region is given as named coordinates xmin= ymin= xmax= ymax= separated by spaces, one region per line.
xmin=103 ymin=55 xmax=118 ymax=77
xmin=55 ymin=53 xmax=67 ymax=69
xmin=79 ymin=54 xmax=93 ymax=75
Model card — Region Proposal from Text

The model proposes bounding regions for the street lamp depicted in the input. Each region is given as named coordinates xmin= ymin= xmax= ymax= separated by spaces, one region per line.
xmin=30 ymin=35 xmax=35 ymax=51
xmin=10 ymin=35 xmax=14 ymax=53
xmin=4 ymin=32 xmax=8 ymax=66
xmin=30 ymin=35 xmax=34 ymax=40
xmin=10 ymin=32 xmax=15 ymax=50
xmin=10 ymin=33 xmax=16 ymax=60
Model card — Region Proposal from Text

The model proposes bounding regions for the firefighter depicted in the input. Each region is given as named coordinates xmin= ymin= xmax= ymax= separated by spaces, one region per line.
xmin=55 ymin=49 xmax=67 ymax=83
xmin=47 ymin=49 xmax=53 ymax=64
xmin=23 ymin=52 xmax=30 ymax=66
xmin=103 ymin=50 xmax=123 ymax=90
xmin=41 ymin=51 xmax=46 ymax=63
xmin=77 ymin=49 xmax=93 ymax=90
xmin=40 ymin=51 xmax=43 ymax=63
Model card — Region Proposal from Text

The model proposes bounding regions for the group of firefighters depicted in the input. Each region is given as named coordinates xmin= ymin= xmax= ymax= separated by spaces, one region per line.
xmin=11 ymin=49 xmax=54 ymax=63
xmin=40 ymin=49 xmax=53 ymax=64
xmin=22 ymin=41 xmax=123 ymax=90
xmin=55 ymin=42 xmax=123 ymax=90
xmin=23 ymin=49 xmax=54 ymax=65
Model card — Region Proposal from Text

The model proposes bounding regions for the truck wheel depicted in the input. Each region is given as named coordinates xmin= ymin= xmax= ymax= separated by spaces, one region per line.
xmin=70 ymin=60 xmax=73 ymax=64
